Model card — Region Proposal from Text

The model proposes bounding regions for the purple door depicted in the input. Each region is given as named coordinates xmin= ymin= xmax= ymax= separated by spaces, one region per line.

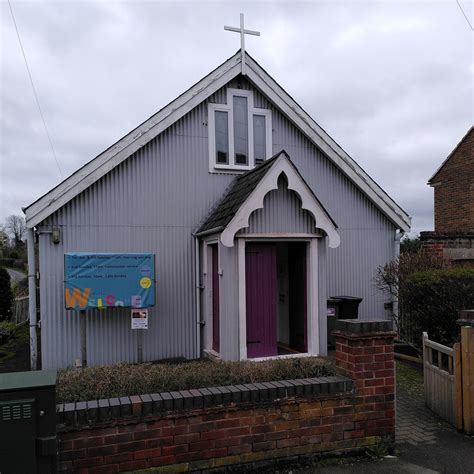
xmin=245 ymin=243 xmax=277 ymax=358
xmin=211 ymin=245 xmax=220 ymax=353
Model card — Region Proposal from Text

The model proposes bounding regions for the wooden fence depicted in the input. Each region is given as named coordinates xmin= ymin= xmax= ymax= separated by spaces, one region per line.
xmin=422 ymin=332 xmax=462 ymax=429
xmin=12 ymin=296 xmax=29 ymax=325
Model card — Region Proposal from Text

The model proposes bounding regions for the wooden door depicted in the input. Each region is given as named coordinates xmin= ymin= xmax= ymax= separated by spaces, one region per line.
xmin=245 ymin=243 xmax=277 ymax=358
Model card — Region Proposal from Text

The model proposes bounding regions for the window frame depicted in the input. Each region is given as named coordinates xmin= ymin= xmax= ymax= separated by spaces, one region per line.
xmin=208 ymin=88 xmax=272 ymax=173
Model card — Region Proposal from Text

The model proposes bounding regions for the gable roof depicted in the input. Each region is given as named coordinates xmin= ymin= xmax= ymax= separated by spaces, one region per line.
xmin=428 ymin=126 xmax=474 ymax=185
xmin=24 ymin=50 xmax=410 ymax=232
xmin=196 ymin=153 xmax=281 ymax=235
xmin=197 ymin=151 xmax=341 ymax=248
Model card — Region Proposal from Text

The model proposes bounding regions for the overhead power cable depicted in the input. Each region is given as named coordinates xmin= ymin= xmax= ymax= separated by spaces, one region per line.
xmin=7 ymin=0 xmax=64 ymax=179
xmin=456 ymin=0 xmax=473 ymax=30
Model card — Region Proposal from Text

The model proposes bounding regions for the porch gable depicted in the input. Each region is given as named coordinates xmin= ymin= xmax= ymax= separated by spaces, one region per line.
xmin=196 ymin=151 xmax=340 ymax=248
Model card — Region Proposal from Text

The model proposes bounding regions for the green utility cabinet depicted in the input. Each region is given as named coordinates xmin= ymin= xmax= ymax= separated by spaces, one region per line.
xmin=0 ymin=370 xmax=57 ymax=474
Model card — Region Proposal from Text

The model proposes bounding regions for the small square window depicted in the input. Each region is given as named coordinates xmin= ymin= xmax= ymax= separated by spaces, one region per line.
xmin=235 ymin=153 xmax=248 ymax=165
xmin=216 ymin=151 xmax=228 ymax=164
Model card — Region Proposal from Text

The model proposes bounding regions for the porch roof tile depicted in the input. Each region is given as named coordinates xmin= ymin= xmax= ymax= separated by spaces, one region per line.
xmin=196 ymin=151 xmax=286 ymax=234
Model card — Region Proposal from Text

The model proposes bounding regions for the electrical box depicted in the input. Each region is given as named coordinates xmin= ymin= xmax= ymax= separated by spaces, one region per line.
xmin=0 ymin=370 xmax=57 ymax=473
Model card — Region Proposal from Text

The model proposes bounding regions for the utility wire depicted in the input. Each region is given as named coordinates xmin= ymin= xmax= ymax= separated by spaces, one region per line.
xmin=7 ymin=0 xmax=64 ymax=179
xmin=456 ymin=0 xmax=473 ymax=30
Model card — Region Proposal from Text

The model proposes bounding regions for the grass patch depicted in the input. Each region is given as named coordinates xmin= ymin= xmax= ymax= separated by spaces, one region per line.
xmin=57 ymin=357 xmax=335 ymax=403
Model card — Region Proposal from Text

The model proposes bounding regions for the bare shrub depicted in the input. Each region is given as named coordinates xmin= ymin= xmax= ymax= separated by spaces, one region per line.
xmin=57 ymin=356 xmax=334 ymax=403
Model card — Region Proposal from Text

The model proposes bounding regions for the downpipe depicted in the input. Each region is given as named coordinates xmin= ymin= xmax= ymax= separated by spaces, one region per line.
xmin=26 ymin=227 xmax=38 ymax=370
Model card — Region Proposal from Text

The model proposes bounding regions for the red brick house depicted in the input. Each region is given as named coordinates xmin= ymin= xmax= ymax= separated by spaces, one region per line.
xmin=420 ymin=127 xmax=474 ymax=265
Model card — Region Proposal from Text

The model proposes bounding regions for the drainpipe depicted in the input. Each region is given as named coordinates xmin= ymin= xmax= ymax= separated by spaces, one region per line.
xmin=194 ymin=236 xmax=202 ymax=359
xmin=393 ymin=230 xmax=405 ymax=331
xmin=26 ymin=227 xmax=38 ymax=370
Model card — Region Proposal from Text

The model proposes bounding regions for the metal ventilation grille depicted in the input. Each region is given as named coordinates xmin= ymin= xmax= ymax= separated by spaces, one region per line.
xmin=0 ymin=400 xmax=33 ymax=421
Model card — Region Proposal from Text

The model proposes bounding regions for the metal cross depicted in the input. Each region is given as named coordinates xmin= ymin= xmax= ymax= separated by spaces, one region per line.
xmin=224 ymin=13 xmax=260 ymax=75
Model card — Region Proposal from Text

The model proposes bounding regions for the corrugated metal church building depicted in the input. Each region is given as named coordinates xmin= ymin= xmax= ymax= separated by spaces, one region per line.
xmin=24 ymin=50 xmax=410 ymax=370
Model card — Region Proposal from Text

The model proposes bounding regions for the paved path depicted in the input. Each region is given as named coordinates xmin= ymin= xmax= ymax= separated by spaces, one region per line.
xmin=393 ymin=360 xmax=474 ymax=473
xmin=6 ymin=267 xmax=26 ymax=283
xmin=396 ymin=359 xmax=447 ymax=446
xmin=273 ymin=360 xmax=474 ymax=474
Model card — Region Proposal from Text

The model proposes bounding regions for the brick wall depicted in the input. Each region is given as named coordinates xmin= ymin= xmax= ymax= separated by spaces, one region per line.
xmin=57 ymin=320 xmax=396 ymax=473
xmin=430 ymin=128 xmax=473 ymax=233
xmin=420 ymin=231 xmax=474 ymax=267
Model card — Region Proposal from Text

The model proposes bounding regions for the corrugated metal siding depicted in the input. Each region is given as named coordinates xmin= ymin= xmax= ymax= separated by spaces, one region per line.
xmin=263 ymin=89 xmax=395 ymax=319
xmin=218 ymin=242 xmax=240 ymax=360
xmin=238 ymin=177 xmax=315 ymax=235
xmin=39 ymin=76 xmax=395 ymax=369
xmin=318 ymin=240 xmax=328 ymax=356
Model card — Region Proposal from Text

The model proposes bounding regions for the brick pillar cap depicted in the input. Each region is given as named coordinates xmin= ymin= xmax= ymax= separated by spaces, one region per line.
xmin=334 ymin=319 xmax=395 ymax=335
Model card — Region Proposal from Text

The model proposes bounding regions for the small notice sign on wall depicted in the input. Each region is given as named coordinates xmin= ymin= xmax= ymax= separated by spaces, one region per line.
xmin=131 ymin=309 xmax=148 ymax=329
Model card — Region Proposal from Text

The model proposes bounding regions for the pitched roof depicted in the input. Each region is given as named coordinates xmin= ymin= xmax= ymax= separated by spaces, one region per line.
xmin=196 ymin=154 xmax=280 ymax=234
xmin=197 ymin=151 xmax=340 ymax=248
xmin=24 ymin=50 xmax=411 ymax=231
xmin=428 ymin=127 xmax=474 ymax=185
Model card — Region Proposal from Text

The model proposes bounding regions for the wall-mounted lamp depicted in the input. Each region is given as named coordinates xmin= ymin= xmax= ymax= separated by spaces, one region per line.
xmin=52 ymin=227 xmax=61 ymax=244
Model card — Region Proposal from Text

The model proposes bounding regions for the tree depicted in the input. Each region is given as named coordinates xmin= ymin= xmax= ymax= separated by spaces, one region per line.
xmin=0 ymin=227 xmax=9 ymax=256
xmin=0 ymin=267 xmax=13 ymax=320
xmin=6 ymin=215 xmax=26 ymax=246
xmin=400 ymin=235 xmax=421 ymax=254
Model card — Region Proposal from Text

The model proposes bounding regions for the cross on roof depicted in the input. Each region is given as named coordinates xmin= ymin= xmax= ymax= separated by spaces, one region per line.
xmin=224 ymin=13 xmax=260 ymax=75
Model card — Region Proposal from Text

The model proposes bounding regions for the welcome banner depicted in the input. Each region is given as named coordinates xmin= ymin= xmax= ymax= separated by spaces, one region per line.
xmin=64 ymin=253 xmax=155 ymax=310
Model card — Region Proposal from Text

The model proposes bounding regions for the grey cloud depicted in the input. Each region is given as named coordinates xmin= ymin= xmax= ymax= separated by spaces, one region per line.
xmin=1 ymin=1 xmax=472 ymax=237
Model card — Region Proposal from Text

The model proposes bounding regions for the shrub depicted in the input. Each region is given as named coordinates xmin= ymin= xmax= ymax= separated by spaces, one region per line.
xmin=374 ymin=251 xmax=451 ymax=340
xmin=12 ymin=277 xmax=28 ymax=298
xmin=374 ymin=251 xmax=451 ymax=300
xmin=56 ymin=357 xmax=334 ymax=403
xmin=400 ymin=267 xmax=474 ymax=347
xmin=0 ymin=321 xmax=17 ymax=343
xmin=0 ymin=258 xmax=26 ymax=270
xmin=9 ymin=251 xmax=19 ymax=259
xmin=0 ymin=267 xmax=13 ymax=321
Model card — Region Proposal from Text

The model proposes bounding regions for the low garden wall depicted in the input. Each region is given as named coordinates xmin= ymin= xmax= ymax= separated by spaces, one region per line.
xmin=57 ymin=320 xmax=396 ymax=473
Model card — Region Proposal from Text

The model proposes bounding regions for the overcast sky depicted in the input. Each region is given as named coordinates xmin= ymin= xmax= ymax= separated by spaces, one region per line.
xmin=1 ymin=0 xmax=472 ymax=235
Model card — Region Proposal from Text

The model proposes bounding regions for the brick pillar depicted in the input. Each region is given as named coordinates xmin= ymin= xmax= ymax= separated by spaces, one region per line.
xmin=333 ymin=320 xmax=397 ymax=441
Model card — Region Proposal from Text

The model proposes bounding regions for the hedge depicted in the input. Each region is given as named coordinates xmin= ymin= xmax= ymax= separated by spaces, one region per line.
xmin=400 ymin=267 xmax=474 ymax=347
xmin=0 ymin=259 xmax=26 ymax=271
xmin=57 ymin=357 xmax=334 ymax=403
xmin=0 ymin=267 xmax=13 ymax=321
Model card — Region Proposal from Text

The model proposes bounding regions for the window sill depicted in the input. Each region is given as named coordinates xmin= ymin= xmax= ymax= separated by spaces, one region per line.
xmin=210 ymin=166 xmax=252 ymax=175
